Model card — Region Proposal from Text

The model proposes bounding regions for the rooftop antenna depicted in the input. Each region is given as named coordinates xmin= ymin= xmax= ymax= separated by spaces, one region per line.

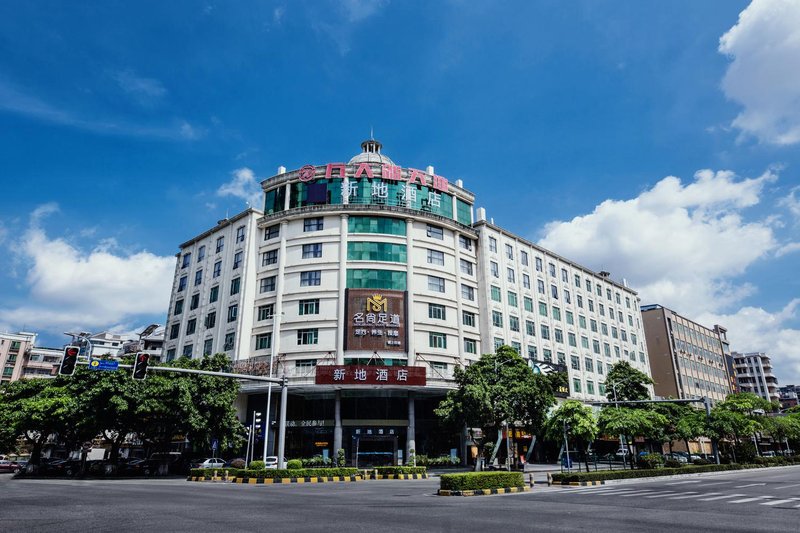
xmin=370 ymin=125 xmax=374 ymax=140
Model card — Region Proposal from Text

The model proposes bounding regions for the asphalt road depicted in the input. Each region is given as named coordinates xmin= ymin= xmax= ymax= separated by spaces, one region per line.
xmin=2 ymin=466 xmax=800 ymax=532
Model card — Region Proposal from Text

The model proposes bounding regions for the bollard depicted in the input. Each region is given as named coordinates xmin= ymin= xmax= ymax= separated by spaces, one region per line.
xmin=547 ymin=472 xmax=552 ymax=486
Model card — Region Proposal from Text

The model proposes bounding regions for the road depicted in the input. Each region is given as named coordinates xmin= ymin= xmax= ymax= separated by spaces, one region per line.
xmin=1 ymin=466 xmax=799 ymax=532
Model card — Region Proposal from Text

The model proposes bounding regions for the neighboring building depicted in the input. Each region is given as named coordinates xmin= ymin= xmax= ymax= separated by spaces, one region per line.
xmin=0 ymin=332 xmax=36 ymax=383
xmin=732 ymin=351 xmax=780 ymax=403
xmin=164 ymin=139 xmax=652 ymax=464
xmin=779 ymin=385 xmax=799 ymax=410
xmin=120 ymin=324 xmax=166 ymax=362
xmin=86 ymin=331 xmax=138 ymax=357
xmin=641 ymin=305 xmax=732 ymax=404
xmin=20 ymin=346 xmax=62 ymax=378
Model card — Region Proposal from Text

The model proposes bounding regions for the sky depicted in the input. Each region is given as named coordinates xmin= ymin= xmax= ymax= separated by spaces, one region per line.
xmin=0 ymin=1 xmax=798 ymax=381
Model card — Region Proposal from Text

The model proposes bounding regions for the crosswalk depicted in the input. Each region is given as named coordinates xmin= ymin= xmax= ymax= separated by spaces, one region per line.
xmin=559 ymin=485 xmax=800 ymax=509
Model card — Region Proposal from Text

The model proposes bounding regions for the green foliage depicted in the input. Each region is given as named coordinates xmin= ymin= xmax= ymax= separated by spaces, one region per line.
xmin=553 ymin=464 xmax=762 ymax=482
xmin=675 ymin=409 xmax=707 ymax=442
xmin=664 ymin=459 xmax=684 ymax=468
xmin=248 ymin=460 xmax=266 ymax=470
xmin=286 ymin=459 xmax=303 ymax=470
xmin=336 ymin=448 xmax=346 ymax=467
xmin=415 ymin=455 xmax=460 ymax=467
xmin=719 ymin=392 xmax=773 ymax=415
xmin=228 ymin=458 xmax=246 ymax=469
xmin=545 ymin=400 xmax=598 ymax=445
xmin=597 ymin=407 xmax=668 ymax=445
xmin=300 ymin=455 xmax=332 ymax=467
xmin=440 ymin=471 xmax=525 ymax=491
xmin=605 ymin=361 xmax=654 ymax=403
xmin=638 ymin=453 xmax=665 ymax=469
xmin=374 ymin=466 xmax=427 ymax=475
xmin=235 ymin=467 xmax=359 ymax=479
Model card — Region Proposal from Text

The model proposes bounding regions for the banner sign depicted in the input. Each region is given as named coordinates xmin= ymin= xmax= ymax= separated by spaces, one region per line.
xmin=315 ymin=365 xmax=426 ymax=386
xmin=532 ymin=361 xmax=570 ymax=398
xmin=344 ymin=289 xmax=407 ymax=353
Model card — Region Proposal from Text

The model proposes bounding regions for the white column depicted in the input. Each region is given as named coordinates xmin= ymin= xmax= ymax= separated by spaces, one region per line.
xmin=336 ymin=214 xmax=348 ymax=365
xmin=453 ymin=230 xmax=465 ymax=365
xmin=283 ymin=182 xmax=291 ymax=211
xmin=405 ymin=218 xmax=416 ymax=366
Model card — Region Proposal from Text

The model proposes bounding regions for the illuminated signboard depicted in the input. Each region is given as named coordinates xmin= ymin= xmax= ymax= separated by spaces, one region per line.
xmin=344 ymin=289 xmax=407 ymax=353
xmin=532 ymin=361 xmax=570 ymax=398
xmin=315 ymin=365 xmax=426 ymax=386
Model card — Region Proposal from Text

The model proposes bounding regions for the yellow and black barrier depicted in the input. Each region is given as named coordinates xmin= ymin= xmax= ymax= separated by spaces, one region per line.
xmin=437 ymin=486 xmax=530 ymax=497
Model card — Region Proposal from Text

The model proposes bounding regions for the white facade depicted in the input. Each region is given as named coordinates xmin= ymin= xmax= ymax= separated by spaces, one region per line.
xmin=732 ymin=351 xmax=780 ymax=403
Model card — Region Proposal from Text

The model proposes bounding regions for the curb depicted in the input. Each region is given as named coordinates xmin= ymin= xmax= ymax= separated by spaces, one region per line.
xmin=187 ymin=476 xmax=228 ymax=482
xmin=558 ymin=480 xmax=605 ymax=486
xmin=231 ymin=475 xmax=362 ymax=484
xmin=370 ymin=473 xmax=429 ymax=480
xmin=438 ymin=486 xmax=530 ymax=497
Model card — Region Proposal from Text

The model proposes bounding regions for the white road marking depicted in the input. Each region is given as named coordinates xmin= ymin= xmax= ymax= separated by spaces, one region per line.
xmin=702 ymin=481 xmax=733 ymax=486
xmin=618 ymin=490 xmax=658 ymax=497
xmin=760 ymin=499 xmax=797 ymax=506
xmin=667 ymin=480 xmax=701 ymax=485
xmin=727 ymin=496 xmax=772 ymax=504
xmin=699 ymin=493 xmax=746 ymax=501
xmin=734 ymin=483 xmax=767 ymax=488
xmin=666 ymin=492 xmax=702 ymax=500
xmin=573 ymin=488 xmax=638 ymax=495
xmin=775 ymin=483 xmax=800 ymax=490
xmin=642 ymin=491 xmax=679 ymax=499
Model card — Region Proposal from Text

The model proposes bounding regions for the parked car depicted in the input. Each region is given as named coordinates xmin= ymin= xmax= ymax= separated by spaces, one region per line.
xmin=38 ymin=458 xmax=80 ymax=476
xmin=190 ymin=458 xmax=226 ymax=469
xmin=0 ymin=460 xmax=20 ymax=473
xmin=264 ymin=456 xmax=281 ymax=469
xmin=665 ymin=453 xmax=689 ymax=464
xmin=117 ymin=458 xmax=153 ymax=476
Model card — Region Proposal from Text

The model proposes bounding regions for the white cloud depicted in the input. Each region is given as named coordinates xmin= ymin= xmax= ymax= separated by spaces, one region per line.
xmin=112 ymin=69 xmax=167 ymax=106
xmin=778 ymin=186 xmax=800 ymax=221
xmin=310 ymin=0 xmax=388 ymax=55
xmin=700 ymin=301 xmax=800 ymax=384
xmin=216 ymin=167 xmax=262 ymax=209
xmin=776 ymin=242 xmax=800 ymax=258
xmin=538 ymin=169 xmax=778 ymax=316
xmin=0 ymin=206 xmax=175 ymax=333
xmin=719 ymin=0 xmax=800 ymax=145
xmin=341 ymin=0 xmax=387 ymax=23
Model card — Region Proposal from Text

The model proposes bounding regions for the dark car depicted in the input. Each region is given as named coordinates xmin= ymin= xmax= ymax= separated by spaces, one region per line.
xmin=38 ymin=458 xmax=80 ymax=476
xmin=117 ymin=458 xmax=153 ymax=476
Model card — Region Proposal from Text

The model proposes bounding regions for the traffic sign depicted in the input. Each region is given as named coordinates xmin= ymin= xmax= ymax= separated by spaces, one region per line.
xmin=89 ymin=359 xmax=119 ymax=371
xmin=211 ymin=439 xmax=219 ymax=452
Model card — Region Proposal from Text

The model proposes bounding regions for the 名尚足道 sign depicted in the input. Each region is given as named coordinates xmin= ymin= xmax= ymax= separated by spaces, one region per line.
xmin=344 ymin=289 xmax=407 ymax=353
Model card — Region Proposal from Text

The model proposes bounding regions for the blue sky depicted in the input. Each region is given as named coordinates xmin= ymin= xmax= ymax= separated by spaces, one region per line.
xmin=1 ymin=1 xmax=799 ymax=380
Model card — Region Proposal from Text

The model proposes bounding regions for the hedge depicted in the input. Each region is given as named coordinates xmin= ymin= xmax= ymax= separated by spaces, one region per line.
xmin=234 ymin=467 xmax=360 ymax=479
xmin=440 ymin=472 xmax=525 ymax=491
xmin=372 ymin=466 xmax=427 ymax=475
xmin=189 ymin=468 xmax=238 ymax=478
xmin=552 ymin=463 xmax=785 ymax=483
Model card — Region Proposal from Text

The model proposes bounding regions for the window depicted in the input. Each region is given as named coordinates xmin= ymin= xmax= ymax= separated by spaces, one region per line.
xmin=593 ymin=340 xmax=601 ymax=354
xmin=548 ymin=263 xmax=556 ymax=276
xmin=586 ymin=381 xmax=595 ymax=395
xmin=181 ymin=253 xmax=191 ymax=268
xmin=535 ymin=257 xmax=543 ymax=272
xmin=577 ymin=295 xmax=583 ymax=308
xmin=348 ymin=242 xmax=406 ymax=262
xmin=297 ymin=328 xmax=319 ymax=345
xmin=606 ymin=288 xmax=612 ymax=301
xmin=190 ymin=294 xmax=199 ymax=310
xmin=194 ymin=269 xmax=203 ymax=286
xmin=260 ymin=276 xmax=276 ymax=293
xmin=521 ymin=251 xmax=529 ymax=266
xmin=205 ymin=312 xmax=216 ymax=329
xmin=561 ymin=268 xmax=568 ymax=282
xmin=579 ymin=315 xmax=587 ymax=329
xmin=568 ymin=332 xmax=577 ymax=347
xmin=262 ymin=250 xmax=278 ymax=266
xmin=537 ymin=279 xmax=545 ymax=294
xmin=304 ymin=217 xmax=324 ymax=231
xmin=590 ymin=319 xmax=598 ymax=333
xmin=626 ymin=296 xmax=631 ymax=309
xmin=581 ymin=336 xmax=589 ymax=349
xmin=543 ymin=349 xmax=553 ymax=362
xmin=507 ymin=268 xmax=515 ymax=283
xmin=348 ymin=216 xmax=406 ymax=235
xmin=236 ymin=225 xmax=245 ymax=243
xmin=203 ymin=338 xmax=213 ymax=356
xmin=564 ymin=290 xmax=571 ymax=304
xmin=428 ymin=303 xmax=446 ymax=320
xmin=230 ymin=277 xmax=241 ymax=295
xmin=566 ymin=311 xmax=574 ymax=325
xmin=429 ymin=332 xmax=447 ymax=349
xmin=166 ymin=348 xmax=176 ymax=361
xmin=538 ymin=302 xmax=547 ymax=316
xmin=463 ymin=311 xmax=476 ymax=327
xmin=197 ymin=246 xmax=205 ymax=262
xmin=169 ymin=323 xmax=179 ymax=340
xmin=213 ymin=261 xmax=221 ymax=278
xmin=597 ymin=360 xmax=604 ymax=374
xmin=216 ymin=236 xmax=224 ymax=253
xmin=256 ymin=333 xmax=272 ymax=350
xmin=526 ymin=320 xmax=535 ymax=336
xmin=178 ymin=276 xmax=187 ymax=292
xmin=571 ymin=356 xmax=580 ymax=370
xmin=460 ymin=259 xmax=474 ymax=275
xmin=550 ymin=284 xmax=558 ymax=299
xmin=552 ymin=306 xmax=561 ymax=321
xmin=511 ymin=342 xmax=521 ymax=354
xmin=227 ymin=304 xmax=238 ymax=322
xmin=464 ymin=338 xmax=477 ymax=354
xmin=601 ymin=322 xmax=609 ymax=336
xmin=585 ymin=358 xmax=594 ymax=372
xmin=461 ymin=284 xmax=475 ymax=301
xmin=299 ymin=299 xmax=320 ymax=315
xmin=572 ymin=378 xmax=582 ymax=393
xmin=599 ymin=382 xmax=606 ymax=395
xmin=509 ymin=316 xmax=520 ymax=332
xmin=174 ymin=299 xmax=184 ymax=315
xmin=209 ymin=285 xmax=219 ymax=303
xmin=615 ymin=292 xmax=621 ymax=305
xmin=524 ymin=297 xmax=534 ymax=312
xmin=494 ymin=337 xmax=504 ymax=350
xmin=488 ymin=236 xmax=497 ymax=252
xmin=599 ymin=304 xmax=605 ymax=317
xmin=258 ymin=304 xmax=274 ymax=320
xmin=459 ymin=235 xmax=472 ymax=250
xmin=554 ymin=328 xmax=563 ymax=343
xmin=540 ymin=325 xmax=550 ymax=340
xmin=300 ymin=270 xmax=321 ymax=286
xmin=182 ymin=344 xmax=193 ymax=357
xmin=186 ymin=319 xmax=196 ymax=335
xmin=427 ymin=249 xmax=445 ymax=266
xmin=428 ymin=275 xmax=445 ymax=293
xmin=492 ymin=310 xmax=503 ymax=328
xmin=346 ymin=269 xmax=407 ymax=290
xmin=558 ymin=352 xmax=566 ymax=365
xmin=233 ymin=251 xmax=243 ymax=269
xmin=302 ymin=243 xmax=322 ymax=258
xmin=528 ymin=345 xmax=538 ymax=359
xmin=427 ymin=224 xmax=444 ymax=240
xmin=224 ymin=332 xmax=235 ymax=351
xmin=491 ymin=285 xmax=502 ymax=302
xmin=522 ymin=274 xmax=531 ymax=289
xmin=505 ymin=244 xmax=514 ymax=260
xmin=507 ymin=291 xmax=518 ymax=307
xmin=490 ymin=261 xmax=499 ymax=278
xmin=574 ymin=274 xmax=581 ymax=287
xmin=264 ymin=224 xmax=280 ymax=240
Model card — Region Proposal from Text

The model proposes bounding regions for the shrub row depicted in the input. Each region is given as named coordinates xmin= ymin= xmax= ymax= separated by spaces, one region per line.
xmin=440 ymin=472 xmax=525 ymax=491
xmin=372 ymin=466 xmax=427 ymax=475
xmin=189 ymin=468 xmax=238 ymax=478
xmin=551 ymin=462 xmax=789 ymax=483
xmin=234 ymin=467 xmax=360 ymax=479
xmin=415 ymin=455 xmax=460 ymax=467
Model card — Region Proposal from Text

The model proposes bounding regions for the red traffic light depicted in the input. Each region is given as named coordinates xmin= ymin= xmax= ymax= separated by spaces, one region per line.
xmin=59 ymin=346 xmax=80 ymax=375
xmin=132 ymin=352 xmax=150 ymax=380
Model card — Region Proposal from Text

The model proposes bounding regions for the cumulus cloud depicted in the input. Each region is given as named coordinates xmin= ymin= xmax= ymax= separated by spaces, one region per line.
xmin=719 ymin=0 xmax=800 ymax=145
xmin=0 ymin=206 xmax=175 ymax=333
xmin=217 ymin=167 xmax=263 ymax=209
xmin=700 ymin=301 xmax=800 ymax=385
xmin=778 ymin=186 xmax=800 ymax=221
xmin=539 ymin=169 xmax=778 ymax=316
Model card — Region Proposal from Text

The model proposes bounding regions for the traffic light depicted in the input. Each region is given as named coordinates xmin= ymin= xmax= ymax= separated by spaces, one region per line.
xmin=132 ymin=352 xmax=150 ymax=380
xmin=59 ymin=346 xmax=80 ymax=376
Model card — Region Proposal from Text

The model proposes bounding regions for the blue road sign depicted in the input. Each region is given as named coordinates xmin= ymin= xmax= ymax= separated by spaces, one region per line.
xmin=89 ymin=359 xmax=119 ymax=371
xmin=211 ymin=439 xmax=219 ymax=452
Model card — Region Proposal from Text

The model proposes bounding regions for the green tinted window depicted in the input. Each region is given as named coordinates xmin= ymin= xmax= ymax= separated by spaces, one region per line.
xmin=491 ymin=285 xmax=502 ymax=302
xmin=346 ymin=269 xmax=407 ymax=290
xmin=347 ymin=242 xmax=407 ymax=263
xmin=264 ymin=187 xmax=286 ymax=215
xmin=456 ymin=199 xmax=472 ymax=225
xmin=348 ymin=216 xmax=407 ymax=235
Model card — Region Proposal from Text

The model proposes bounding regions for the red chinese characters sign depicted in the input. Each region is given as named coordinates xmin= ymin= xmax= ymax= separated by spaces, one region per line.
xmin=315 ymin=365 xmax=426 ymax=386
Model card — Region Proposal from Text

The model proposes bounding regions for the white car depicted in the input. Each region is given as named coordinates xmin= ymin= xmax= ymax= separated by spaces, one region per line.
xmin=197 ymin=458 xmax=226 ymax=469
xmin=264 ymin=456 xmax=282 ymax=469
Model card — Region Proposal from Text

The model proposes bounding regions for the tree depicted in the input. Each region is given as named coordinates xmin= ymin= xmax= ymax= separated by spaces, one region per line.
xmin=675 ymin=408 xmax=708 ymax=456
xmin=545 ymin=400 xmax=598 ymax=470
xmin=435 ymin=346 xmax=556 ymax=470
xmin=706 ymin=407 xmax=759 ymax=462
xmin=597 ymin=407 xmax=668 ymax=469
xmin=760 ymin=416 xmax=800 ymax=454
xmin=651 ymin=402 xmax=695 ymax=455
xmin=605 ymin=361 xmax=653 ymax=405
